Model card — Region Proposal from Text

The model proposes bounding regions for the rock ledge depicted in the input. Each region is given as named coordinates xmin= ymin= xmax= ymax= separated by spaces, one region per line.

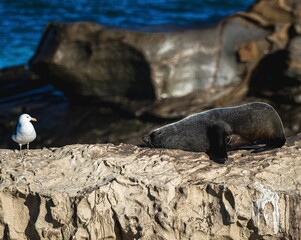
xmin=0 ymin=135 xmax=301 ymax=239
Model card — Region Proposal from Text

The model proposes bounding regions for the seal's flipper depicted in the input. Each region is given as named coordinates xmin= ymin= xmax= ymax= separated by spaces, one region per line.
xmin=251 ymin=138 xmax=285 ymax=153
xmin=226 ymin=134 xmax=252 ymax=150
xmin=207 ymin=124 xmax=228 ymax=163
xmin=252 ymin=145 xmax=275 ymax=153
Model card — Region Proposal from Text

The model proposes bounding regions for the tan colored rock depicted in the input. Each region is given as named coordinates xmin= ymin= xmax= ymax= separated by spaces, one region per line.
xmin=0 ymin=135 xmax=301 ymax=239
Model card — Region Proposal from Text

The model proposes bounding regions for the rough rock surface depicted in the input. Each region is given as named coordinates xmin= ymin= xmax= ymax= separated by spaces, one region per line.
xmin=0 ymin=134 xmax=301 ymax=239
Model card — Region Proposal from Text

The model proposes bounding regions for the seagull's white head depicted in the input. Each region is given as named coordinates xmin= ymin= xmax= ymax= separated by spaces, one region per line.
xmin=18 ymin=114 xmax=37 ymax=124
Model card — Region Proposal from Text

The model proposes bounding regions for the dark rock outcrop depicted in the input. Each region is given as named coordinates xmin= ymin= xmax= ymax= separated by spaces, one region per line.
xmin=28 ymin=19 xmax=270 ymax=103
xmin=0 ymin=65 xmax=47 ymax=99
xmin=29 ymin=0 xmax=301 ymax=119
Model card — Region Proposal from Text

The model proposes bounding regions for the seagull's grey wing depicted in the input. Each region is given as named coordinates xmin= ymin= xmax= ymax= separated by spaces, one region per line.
xmin=12 ymin=123 xmax=20 ymax=136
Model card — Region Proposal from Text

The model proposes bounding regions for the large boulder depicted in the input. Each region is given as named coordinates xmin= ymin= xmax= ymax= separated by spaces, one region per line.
xmin=0 ymin=135 xmax=301 ymax=239
xmin=29 ymin=19 xmax=268 ymax=104
xmin=29 ymin=0 xmax=301 ymax=117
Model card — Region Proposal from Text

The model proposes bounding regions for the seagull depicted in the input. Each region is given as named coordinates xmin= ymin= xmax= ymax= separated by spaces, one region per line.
xmin=12 ymin=113 xmax=37 ymax=151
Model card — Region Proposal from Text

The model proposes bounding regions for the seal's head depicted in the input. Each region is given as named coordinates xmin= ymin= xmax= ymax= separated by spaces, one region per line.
xmin=142 ymin=120 xmax=206 ymax=152
xmin=142 ymin=129 xmax=166 ymax=148
xmin=142 ymin=126 xmax=198 ymax=151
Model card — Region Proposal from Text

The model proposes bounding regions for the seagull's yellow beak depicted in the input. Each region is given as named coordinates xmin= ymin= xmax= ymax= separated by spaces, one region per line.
xmin=31 ymin=117 xmax=37 ymax=122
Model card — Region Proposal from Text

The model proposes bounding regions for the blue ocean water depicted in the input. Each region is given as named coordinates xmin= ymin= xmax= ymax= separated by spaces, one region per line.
xmin=1 ymin=0 xmax=254 ymax=69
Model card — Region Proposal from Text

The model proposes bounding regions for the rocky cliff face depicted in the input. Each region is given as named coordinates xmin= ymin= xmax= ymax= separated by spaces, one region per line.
xmin=0 ymin=134 xmax=301 ymax=239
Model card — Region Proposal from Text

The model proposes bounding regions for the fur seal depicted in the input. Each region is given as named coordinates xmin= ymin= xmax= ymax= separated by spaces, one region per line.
xmin=142 ymin=102 xmax=286 ymax=163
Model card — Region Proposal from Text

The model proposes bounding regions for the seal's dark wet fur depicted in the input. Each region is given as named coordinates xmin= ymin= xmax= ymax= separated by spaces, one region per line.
xmin=142 ymin=102 xmax=286 ymax=164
